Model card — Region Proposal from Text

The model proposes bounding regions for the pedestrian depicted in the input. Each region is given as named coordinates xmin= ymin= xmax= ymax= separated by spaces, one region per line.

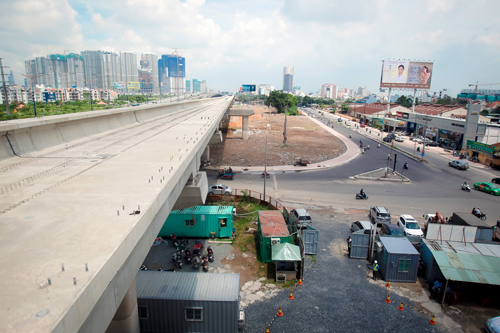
xmin=372 ymin=260 xmax=379 ymax=280
xmin=347 ymin=238 xmax=352 ymax=255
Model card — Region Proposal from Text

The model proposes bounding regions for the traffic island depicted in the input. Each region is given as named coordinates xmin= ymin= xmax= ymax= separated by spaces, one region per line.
xmin=352 ymin=167 xmax=410 ymax=182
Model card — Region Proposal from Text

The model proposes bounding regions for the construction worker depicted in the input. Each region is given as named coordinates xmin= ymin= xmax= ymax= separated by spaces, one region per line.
xmin=348 ymin=239 xmax=352 ymax=255
xmin=372 ymin=260 xmax=379 ymax=280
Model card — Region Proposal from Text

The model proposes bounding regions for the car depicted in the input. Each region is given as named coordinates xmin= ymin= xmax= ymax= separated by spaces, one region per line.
xmin=370 ymin=206 xmax=391 ymax=225
xmin=491 ymin=177 xmax=500 ymax=184
xmin=383 ymin=136 xmax=393 ymax=142
xmin=289 ymin=208 xmax=312 ymax=228
xmin=207 ymin=184 xmax=232 ymax=195
xmin=360 ymin=124 xmax=366 ymax=128
xmin=350 ymin=220 xmax=376 ymax=234
xmin=449 ymin=160 xmax=469 ymax=170
xmin=394 ymin=136 xmax=404 ymax=142
xmin=485 ymin=316 xmax=500 ymax=333
xmin=425 ymin=141 xmax=438 ymax=146
xmin=398 ymin=214 xmax=423 ymax=237
xmin=131 ymin=103 xmax=140 ymax=106
xmin=338 ymin=118 xmax=342 ymax=122
xmin=473 ymin=182 xmax=500 ymax=195
xmin=380 ymin=223 xmax=405 ymax=236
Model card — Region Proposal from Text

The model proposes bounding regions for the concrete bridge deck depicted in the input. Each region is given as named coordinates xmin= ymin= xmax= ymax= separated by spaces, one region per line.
xmin=0 ymin=96 xmax=233 ymax=332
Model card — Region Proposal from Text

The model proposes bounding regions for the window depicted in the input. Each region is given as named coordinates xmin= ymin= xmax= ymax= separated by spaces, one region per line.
xmin=220 ymin=218 xmax=227 ymax=227
xmin=138 ymin=306 xmax=148 ymax=319
xmin=398 ymin=259 xmax=410 ymax=272
xmin=185 ymin=307 xmax=203 ymax=321
xmin=185 ymin=219 xmax=194 ymax=227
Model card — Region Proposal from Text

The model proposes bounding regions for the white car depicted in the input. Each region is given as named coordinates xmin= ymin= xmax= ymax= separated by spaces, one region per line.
xmin=289 ymin=208 xmax=312 ymax=228
xmin=398 ymin=214 xmax=423 ymax=237
xmin=207 ymin=184 xmax=232 ymax=195
xmin=394 ymin=136 xmax=404 ymax=142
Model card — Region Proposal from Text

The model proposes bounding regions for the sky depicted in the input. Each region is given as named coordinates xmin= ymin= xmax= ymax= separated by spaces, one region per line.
xmin=1 ymin=0 xmax=500 ymax=96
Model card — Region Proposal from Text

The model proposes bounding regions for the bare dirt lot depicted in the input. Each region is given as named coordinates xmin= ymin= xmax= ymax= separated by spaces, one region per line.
xmin=210 ymin=107 xmax=346 ymax=167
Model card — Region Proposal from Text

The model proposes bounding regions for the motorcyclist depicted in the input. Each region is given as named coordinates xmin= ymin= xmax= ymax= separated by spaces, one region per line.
xmin=463 ymin=181 xmax=468 ymax=188
xmin=360 ymin=188 xmax=365 ymax=198
xmin=473 ymin=207 xmax=482 ymax=217
xmin=228 ymin=166 xmax=233 ymax=174
xmin=404 ymin=161 xmax=408 ymax=169
xmin=349 ymin=133 xmax=352 ymax=138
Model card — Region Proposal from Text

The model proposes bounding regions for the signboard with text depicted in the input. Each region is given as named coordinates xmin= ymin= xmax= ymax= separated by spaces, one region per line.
xmin=127 ymin=82 xmax=140 ymax=90
xmin=113 ymin=82 xmax=125 ymax=89
xmin=466 ymin=140 xmax=495 ymax=155
xmin=380 ymin=59 xmax=434 ymax=90
xmin=242 ymin=85 xmax=256 ymax=92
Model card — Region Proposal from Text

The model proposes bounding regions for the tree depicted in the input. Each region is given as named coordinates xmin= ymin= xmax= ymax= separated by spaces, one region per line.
xmin=340 ymin=103 xmax=349 ymax=114
xmin=396 ymin=96 xmax=413 ymax=108
xmin=264 ymin=90 xmax=298 ymax=145
xmin=457 ymin=98 xmax=468 ymax=107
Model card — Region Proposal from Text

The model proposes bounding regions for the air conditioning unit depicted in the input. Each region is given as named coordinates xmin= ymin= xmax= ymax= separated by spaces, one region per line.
xmin=271 ymin=238 xmax=281 ymax=246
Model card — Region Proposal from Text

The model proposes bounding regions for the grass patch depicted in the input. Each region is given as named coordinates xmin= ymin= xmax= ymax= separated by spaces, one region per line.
xmin=310 ymin=255 xmax=317 ymax=263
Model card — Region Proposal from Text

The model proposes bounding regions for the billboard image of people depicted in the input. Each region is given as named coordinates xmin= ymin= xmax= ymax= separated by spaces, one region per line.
xmin=380 ymin=59 xmax=433 ymax=89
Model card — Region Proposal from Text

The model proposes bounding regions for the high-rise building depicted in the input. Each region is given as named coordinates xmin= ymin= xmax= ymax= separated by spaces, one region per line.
xmin=8 ymin=70 xmax=15 ymax=86
xmin=158 ymin=54 xmax=186 ymax=94
xmin=357 ymin=87 xmax=368 ymax=97
xmin=82 ymin=50 xmax=106 ymax=89
xmin=192 ymin=79 xmax=200 ymax=93
xmin=120 ymin=51 xmax=139 ymax=85
xmin=258 ymin=84 xmax=274 ymax=96
xmin=185 ymin=80 xmax=191 ymax=92
xmin=142 ymin=53 xmax=159 ymax=94
xmin=283 ymin=66 xmax=294 ymax=92
xmin=321 ymin=84 xmax=338 ymax=99
xmin=65 ymin=53 xmax=85 ymax=88
xmin=102 ymin=52 xmax=120 ymax=90
xmin=200 ymin=80 xmax=207 ymax=93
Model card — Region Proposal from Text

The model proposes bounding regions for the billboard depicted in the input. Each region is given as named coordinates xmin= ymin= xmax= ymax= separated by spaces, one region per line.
xmin=127 ymin=82 xmax=140 ymax=90
xmin=380 ymin=60 xmax=434 ymax=89
xmin=242 ymin=84 xmax=256 ymax=92
xmin=113 ymin=82 xmax=125 ymax=89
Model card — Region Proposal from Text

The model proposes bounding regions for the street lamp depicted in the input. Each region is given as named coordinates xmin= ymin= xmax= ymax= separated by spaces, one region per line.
xmin=263 ymin=123 xmax=270 ymax=199
xmin=82 ymin=79 xmax=97 ymax=111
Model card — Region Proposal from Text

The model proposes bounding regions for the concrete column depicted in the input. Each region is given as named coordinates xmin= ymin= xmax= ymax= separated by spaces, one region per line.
xmin=242 ymin=116 xmax=249 ymax=140
xmin=106 ymin=279 xmax=140 ymax=333
xmin=201 ymin=145 xmax=210 ymax=162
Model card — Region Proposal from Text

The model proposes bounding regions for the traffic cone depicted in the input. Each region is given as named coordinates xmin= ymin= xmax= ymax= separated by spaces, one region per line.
xmin=398 ymin=302 xmax=404 ymax=311
xmin=289 ymin=291 xmax=294 ymax=300
xmin=265 ymin=327 xmax=270 ymax=333
xmin=385 ymin=295 xmax=391 ymax=303
xmin=429 ymin=315 xmax=436 ymax=325
xmin=386 ymin=280 xmax=391 ymax=288
xmin=298 ymin=278 xmax=303 ymax=286
xmin=277 ymin=307 xmax=283 ymax=317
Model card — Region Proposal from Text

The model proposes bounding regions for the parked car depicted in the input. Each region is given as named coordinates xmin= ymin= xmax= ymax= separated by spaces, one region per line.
xmin=398 ymin=214 xmax=423 ymax=237
xmin=425 ymin=141 xmax=439 ymax=146
xmin=491 ymin=177 xmax=500 ymax=184
xmin=289 ymin=208 xmax=312 ymax=228
xmin=370 ymin=206 xmax=391 ymax=225
xmin=207 ymin=184 xmax=233 ymax=195
xmin=449 ymin=160 xmax=469 ymax=170
xmin=394 ymin=136 xmax=404 ymax=142
xmin=380 ymin=223 xmax=405 ymax=236
xmin=473 ymin=182 xmax=500 ymax=195
xmin=350 ymin=221 xmax=376 ymax=234
xmin=485 ymin=316 xmax=500 ymax=333
xmin=383 ymin=136 xmax=393 ymax=142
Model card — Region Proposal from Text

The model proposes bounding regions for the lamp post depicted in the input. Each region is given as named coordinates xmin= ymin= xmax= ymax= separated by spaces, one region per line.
xmin=82 ymin=79 xmax=97 ymax=111
xmin=263 ymin=123 xmax=270 ymax=199
xmin=22 ymin=74 xmax=42 ymax=117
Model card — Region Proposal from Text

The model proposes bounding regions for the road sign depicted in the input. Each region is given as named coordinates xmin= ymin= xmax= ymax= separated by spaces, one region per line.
xmin=421 ymin=152 xmax=425 ymax=157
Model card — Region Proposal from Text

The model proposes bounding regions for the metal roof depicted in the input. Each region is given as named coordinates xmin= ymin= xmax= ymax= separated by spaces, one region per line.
xmin=423 ymin=239 xmax=500 ymax=285
xmin=259 ymin=211 xmax=290 ymax=238
xmin=172 ymin=206 xmax=233 ymax=215
xmin=380 ymin=236 xmax=419 ymax=255
xmin=136 ymin=271 xmax=240 ymax=301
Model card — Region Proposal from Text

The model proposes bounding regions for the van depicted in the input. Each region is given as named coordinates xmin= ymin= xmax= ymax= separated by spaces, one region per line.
xmin=370 ymin=206 xmax=391 ymax=225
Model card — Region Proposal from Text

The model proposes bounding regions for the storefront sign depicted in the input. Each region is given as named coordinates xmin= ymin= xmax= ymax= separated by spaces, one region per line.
xmin=466 ymin=140 xmax=495 ymax=155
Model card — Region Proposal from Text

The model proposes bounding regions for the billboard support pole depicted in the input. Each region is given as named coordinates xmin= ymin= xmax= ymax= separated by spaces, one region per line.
xmin=384 ymin=87 xmax=392 ymax=137
xmin=411 ymin=88 xmax=417 ymax=113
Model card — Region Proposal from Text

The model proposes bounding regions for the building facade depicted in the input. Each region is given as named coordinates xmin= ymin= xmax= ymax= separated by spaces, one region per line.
xmin=141 ymin=53 xmax=159 ymax=94
xmin=321 ymin=84 xmax=338 ymax=99
xmin=158 ymin=54 xmax=186 ymax=94
xmin=283 ymin=66 xmax=294 ymax=93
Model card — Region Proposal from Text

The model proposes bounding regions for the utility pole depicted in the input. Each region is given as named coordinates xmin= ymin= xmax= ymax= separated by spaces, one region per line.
xmin=173 ymin=48 xmax=180 ymax=102
xmin=0 ymin=58 xmax=10 ymax=115
xmin=22 ymin=73 xmax=42 ymax=117
xmin=283 ymin=104 xmax=288 ymax=145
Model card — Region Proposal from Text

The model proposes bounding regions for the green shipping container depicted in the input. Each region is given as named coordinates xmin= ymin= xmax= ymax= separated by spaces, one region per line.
xmin=258 ymin=211 xmax=291 ymax=263
xmin=158 ymin=206 xmax=234 ymax=238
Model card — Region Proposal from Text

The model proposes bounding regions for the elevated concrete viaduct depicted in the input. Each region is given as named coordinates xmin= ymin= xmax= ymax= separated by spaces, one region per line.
xmin=0 ymin=96 xmax=239 ymax=332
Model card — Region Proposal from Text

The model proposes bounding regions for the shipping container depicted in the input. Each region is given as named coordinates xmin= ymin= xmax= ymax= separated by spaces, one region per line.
xmin=158 ymin=206 xmax=233 ymax=238
xmin=378 ymin=237 xmax=420 ymax=283
xmin=258 ymin=211 xmax=291 ymax=263
xmin=448 ymin=212 xmax=494 ymax=242
xmin=136 ymin=271 xmax=240 ymax=333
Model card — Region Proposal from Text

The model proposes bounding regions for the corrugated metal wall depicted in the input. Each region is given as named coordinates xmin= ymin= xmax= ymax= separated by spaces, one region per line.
xmin=350 ymin=233 xmax=369 ymax=259
xmin=302 ymin=226 xmax=319 ymax=255
xmin=379 ymin=250 xmax=419 ymax=282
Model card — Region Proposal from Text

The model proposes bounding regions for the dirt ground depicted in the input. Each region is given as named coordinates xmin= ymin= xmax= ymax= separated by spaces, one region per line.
xmin=210 ymin=108 xmax=346 ymax=167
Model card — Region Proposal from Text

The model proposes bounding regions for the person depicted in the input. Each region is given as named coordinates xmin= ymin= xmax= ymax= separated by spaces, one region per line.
xmin=432 ymin=280 xmax=442 ymax=294
xmin=360 ymin=188 xmax=365 ymax=198
xmin=404 ymin=161 xmax=408 ymax=169
xmin=346 ymin=236 xmax=352 ymax=255
xmin=417 ymin=146 xmax=421 ymax=152
xmin=392 ymin=64 xmax=407 ymax=83
xmin=473 ymin=207 xmax=482 ymax=217
xmin=349 ymin=133 xmax=352 ymax=138
xmin=372 ymin=260 xmax=379 ymax=280
xmin=228 ymin=166 xmax=233 ymax=174
xmin=420 ymin=66 xmax=431 ymax=84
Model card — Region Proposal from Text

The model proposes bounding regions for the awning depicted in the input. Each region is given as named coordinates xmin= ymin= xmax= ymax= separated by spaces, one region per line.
xmin=272 ymin=243 xmax=301 ymax=261
xmin=433 ymin=252 xmax=500 ymax=285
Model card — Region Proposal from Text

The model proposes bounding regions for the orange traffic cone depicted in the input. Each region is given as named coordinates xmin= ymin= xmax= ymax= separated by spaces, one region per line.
xmin=386 ymin=280 xmax=391 ymax=288
xmin=398 ymin=302 xmax=404 ymax=311
xmin=298 ymin=278 xmax=303 ymax=286
xmin=385 ymin=295 xmax=391 ymax=303
xmin=265 ymin=327 xmax=270 ymax=333
xmin=429 ymin=315 xmax=436 ymax=325
xmin=289 ymin=291 xmax=294 ymax=300
xmin=277 ymin=307 xmax=283 ymax=317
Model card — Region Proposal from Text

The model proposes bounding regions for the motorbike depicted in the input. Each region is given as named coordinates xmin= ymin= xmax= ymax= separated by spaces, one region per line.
xmin=207 ymin=246 xmax=214 ymax=263
xmin=200 ymin=161 xmax=210 ymax=168
xmin=192 ymin=254 xmax=200 ymax=270
xmin=172 ymin=251 xmax=183 ymax=269
xmin=403 ymin=163 xmax=409 ymax=170
xmin=461 ymin=184 xmax=470 ymax=192
xmin=202 ymin=256 xmax=209 ymax=272
xmin=472 ymin=211 xmax=487 ymax=220
xmin=184 ymin=249 xmax=192 ymax=264
xmin=261 ymin=171 xmax=270 ymax=178
xmin=140 ymin=265 xmax=147 ymax=271
xmin=171 ymin=234 xmax=178 ymax=248
xmin=377 ymin=143 xmax=380 ymax=148
xmin=355 ymin=192 xmax=368 ymax=200
xmin=349 ymin=133 xmax=352 ymax=138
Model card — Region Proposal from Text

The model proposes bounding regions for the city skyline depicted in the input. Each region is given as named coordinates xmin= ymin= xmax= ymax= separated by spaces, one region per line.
xmin=1 ymin=1 xmax=500 ymax=95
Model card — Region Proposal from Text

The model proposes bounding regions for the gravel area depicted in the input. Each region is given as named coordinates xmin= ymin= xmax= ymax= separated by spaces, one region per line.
xmin=242 ymin=209 xmax=448 ymax=333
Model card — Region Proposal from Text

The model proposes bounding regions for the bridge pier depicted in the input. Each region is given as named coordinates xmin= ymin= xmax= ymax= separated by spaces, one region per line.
xmin=105 ymin=279 xmax=140 ymax=333
xmin=227 ymin=108 xmax=255 ymax=140
xmin=201 ymin=146 xmax=210 ymax=162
